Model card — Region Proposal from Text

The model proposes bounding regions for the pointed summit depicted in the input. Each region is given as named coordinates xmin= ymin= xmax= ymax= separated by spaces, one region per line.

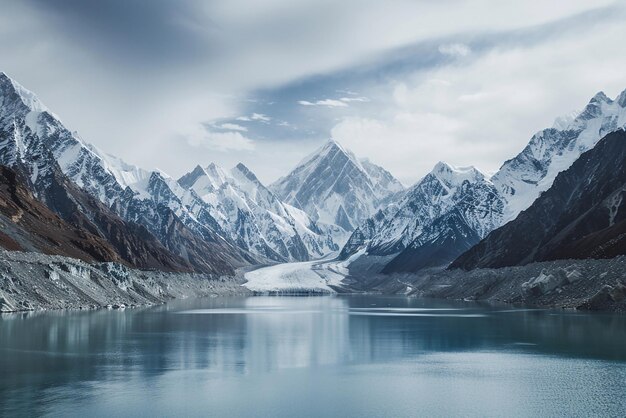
xmin=231 ymin=163 xmax=266 ymax=194
xmin=177 ymin=165 xmax=207 ymax=189
xmin=430 ymin=161 xmax=484 ymax=188
xmin=575 ymin=91 xmax=612 ymax=121
xmin=0 ymin=72 xmax=49 ymax=116
xmin=291 ymin=138 xmax=355 ymax=171
xmin=271 ymin=138 xmax=402 ymax=237
xmin=432 ymin=161 xmax=453 ymax=173
xmin=324 ymin=138 xmax=346 ymax=152
xmin=204 ymin=162 xmax=228 ymax=187
xmin=177 ymin=162 xmax=229 ymax=194
xmin=590 ymin=91 xmax=611 ymax=104
xmin=233 ymin=162 xmax=258 ymax=182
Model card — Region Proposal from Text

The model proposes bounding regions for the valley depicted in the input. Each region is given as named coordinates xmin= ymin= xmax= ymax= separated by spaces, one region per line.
xmin=4 ymin=3 xmax=626 ymax=417
xmin=0 ymin=72 xmax=626 ymax=313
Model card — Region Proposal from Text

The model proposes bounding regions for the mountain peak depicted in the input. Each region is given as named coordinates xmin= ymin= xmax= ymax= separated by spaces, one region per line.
xmin=432 ymin=161 xmax=481 ymax=176
xmin=552 ymin=110 xmax=580 ymax=130
xmin=232 ymin=162 xmax=260 ymax=184
xmin=433 ymin=161 xmax=453 ymax=172
xmin=177 ymin=165 xmax=207 ymax=189
xmin=590 ymin=91 xmax=611 ymax=104
xmin=204 ymin=162 xmax=229 ymax=187
xmin=326 ymin=137 xmax=342 ymax=147
xmin=0 ymin=71 xmax=49 ymax=115
xmin=271 ymin=137 xmax=401 ymax=236
xmin=286 ymin=138 xmax=355 ymax=177
xmin=574 ymin=91 xmax=613 ymax=122
xmin=234 ymin=162 xmax=251 ymax=172
xmin=205 ymin=162 xmax=225 ymax=176
xmin=430 ymin=161 xmax=484 ymax=187
xmin=316 ymin=138 xmax=349 ymax=157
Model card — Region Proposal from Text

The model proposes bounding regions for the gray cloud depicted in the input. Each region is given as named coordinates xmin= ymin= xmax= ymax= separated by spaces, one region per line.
xmin=25 ymin=0 xmax=212 ymax=67
xmin=0 ymin=0 xmax=623 ymax=184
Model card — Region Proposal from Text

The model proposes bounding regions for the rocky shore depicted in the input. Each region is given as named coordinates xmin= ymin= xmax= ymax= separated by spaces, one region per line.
xmin=0 ymin=250 xmax=251 ymax=313
xmin=3 ymin=246 xmax=626 ymax=314
xmin=349 ymin=256 xmax=626 ymax=312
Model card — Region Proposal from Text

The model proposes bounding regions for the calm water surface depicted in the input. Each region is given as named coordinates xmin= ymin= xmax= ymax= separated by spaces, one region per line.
xmin=2 ymin=295 xmax=626 ymax=417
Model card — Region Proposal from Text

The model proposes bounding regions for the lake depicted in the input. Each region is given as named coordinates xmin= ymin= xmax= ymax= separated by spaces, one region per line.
xmin=1 ymin=295 xmax=626 ymax=417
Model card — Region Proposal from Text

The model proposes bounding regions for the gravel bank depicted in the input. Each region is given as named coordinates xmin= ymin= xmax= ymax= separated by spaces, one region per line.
xmin=0 ymin=251 xmax=251 ymax=313
xmin=353 ymin=257 xmax=626 ymax=312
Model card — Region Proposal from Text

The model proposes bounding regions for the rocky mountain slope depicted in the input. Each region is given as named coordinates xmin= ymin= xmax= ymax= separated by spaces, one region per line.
xmin=451 ymin=129 xmax=626 ymax=270
xmin=177 ymin=162 xmax=338 ymax=262
xmin=0 ymin=72 xmax=249 ymax=274
xmin=270 ymin=139 xmax=403 ymax=240
xmin=492 ymin=90 xmax=626 ymax=223
xmin=342 ymin=88 xmax=626 ymax=273
xmin=0 ymin=165 xmax=124 ymax=264
xmin=341 ymin=162 xmax=504 ymax=269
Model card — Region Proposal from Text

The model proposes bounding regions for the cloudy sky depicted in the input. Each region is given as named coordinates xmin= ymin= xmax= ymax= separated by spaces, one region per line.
xmin=1 ymin=0 xmax=626 ymax=185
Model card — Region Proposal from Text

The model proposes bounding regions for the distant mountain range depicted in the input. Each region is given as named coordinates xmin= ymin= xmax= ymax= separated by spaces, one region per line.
xmin=1 ymin=71 xmax=626 ymax=277
xmin=177 ymin=161 xmax=338 ymax=262
xmin=0 ymin=72 xmax=403 ymax=273
xmin=343 ymin=87 xmax=626 ymax=273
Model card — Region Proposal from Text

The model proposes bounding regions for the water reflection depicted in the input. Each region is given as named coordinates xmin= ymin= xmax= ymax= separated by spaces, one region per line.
xmin=1 ymin=296 xmax=626 ymax=416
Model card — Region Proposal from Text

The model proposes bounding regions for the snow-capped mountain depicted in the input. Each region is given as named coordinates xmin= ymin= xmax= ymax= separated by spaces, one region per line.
xmin=492 ymin=89 xmax=626 ymax=222
xmin=5 ymin=69 xmax=626 ymax=276
xmin=452 ymin=129 xmax=626 ymax=270
xmin=0 ymin=72 xmax=250 ymax=273
xmin=341 ymin=162 xmax=504 ymax=262
xmin=176 ymin=162 xmax=338 ymax=262
xmin=342 ymin=88 xmax=626 ymax=272
xmin=382 ymin=168 xmax=504 ymax=273
xmin=270 ymin=139 xmax=404 ymax=241
xmin=360 ymin=158 xmax=406 ymax=202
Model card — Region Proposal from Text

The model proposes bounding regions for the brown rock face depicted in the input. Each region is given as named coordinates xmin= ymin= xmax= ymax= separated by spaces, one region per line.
xmin=452 ymin=130 xmax=626 ymax=270
xmin=0 ymin=166 xmax=122 ymax=263
xmin=0 ymin=165 xmax=194 ymax=272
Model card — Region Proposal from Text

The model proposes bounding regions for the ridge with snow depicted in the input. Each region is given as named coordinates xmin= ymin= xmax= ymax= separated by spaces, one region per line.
xmin=0 ymin=72 xmax=250 ymax=273
xmin=342 ymin=88 xmax=626 ymax=273
xmin=270 ymin=139 xmax=404 ymax=243
xmin=176 ymin=161 xmax=339 ymax=262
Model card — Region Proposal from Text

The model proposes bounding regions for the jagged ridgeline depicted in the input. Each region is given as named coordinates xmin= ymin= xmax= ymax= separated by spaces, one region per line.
xmin=2 ymin=71 xmax=626 ymax=277
xmin=451 ymin=129 xmax=626 ymax=270
xmin=0 ymin=73 xmax=255 ymax=274
xmin=0 ymin=72 xmax=406 ymax=273
xmin=341 ymin=88 xmax=626 ymax=273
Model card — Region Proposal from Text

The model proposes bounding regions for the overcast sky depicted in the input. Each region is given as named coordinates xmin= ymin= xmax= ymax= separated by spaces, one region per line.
xmin=2 ymin=0 xmax=626 ymax=185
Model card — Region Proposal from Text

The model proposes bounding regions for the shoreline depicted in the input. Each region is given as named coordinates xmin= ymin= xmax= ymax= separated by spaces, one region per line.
xmin=3 ymin=248 xmax=626 ymax=314
xmin=346 ymin=256 xmax=626 ymax=313
xmin=0 ymin=250 xmax=252 ymax=313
